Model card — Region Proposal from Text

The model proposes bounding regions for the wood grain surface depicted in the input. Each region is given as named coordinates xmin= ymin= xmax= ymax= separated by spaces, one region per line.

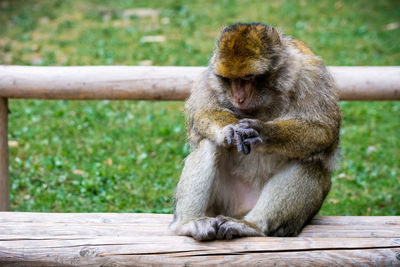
xmin=0 ymin=213 xmax=399 ymax=266
xmin=0 ymin=66 xmax=399 ymax=101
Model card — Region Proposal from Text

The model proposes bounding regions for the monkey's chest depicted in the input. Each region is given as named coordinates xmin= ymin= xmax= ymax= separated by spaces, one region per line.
xmin=226 ymin=149 xmax=288 ymax=182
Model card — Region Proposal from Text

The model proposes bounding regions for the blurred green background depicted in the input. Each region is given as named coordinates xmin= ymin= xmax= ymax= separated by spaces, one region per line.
xmin=0 ymin=0 xmax=399 ymax=215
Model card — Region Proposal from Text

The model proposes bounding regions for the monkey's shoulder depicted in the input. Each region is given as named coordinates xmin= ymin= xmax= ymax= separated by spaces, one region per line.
xmin=289 ymin=38 xmax=316 ymax=56
xmin=287 ymin=38 xmax=327 ymax=69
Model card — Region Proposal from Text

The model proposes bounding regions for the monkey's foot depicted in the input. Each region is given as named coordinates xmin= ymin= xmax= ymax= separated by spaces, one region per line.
xmin=216 ymin=215 xmax=264 ymax=240
xmin=174 ymin=217 xmax=219 ymax=241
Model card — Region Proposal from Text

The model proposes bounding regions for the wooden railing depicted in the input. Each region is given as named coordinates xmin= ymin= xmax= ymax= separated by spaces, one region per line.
xmin=1 ymin=65 xmax=400 ymax=210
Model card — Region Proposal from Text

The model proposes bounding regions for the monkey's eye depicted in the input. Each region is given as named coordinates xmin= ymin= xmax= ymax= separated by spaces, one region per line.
xmin=242 ymin=75 xmax=255 ymax=81
xmin=215 ymin=74 xmax=230 ymax=84
xmin=254 ymin=72 xmax=270 ymax=82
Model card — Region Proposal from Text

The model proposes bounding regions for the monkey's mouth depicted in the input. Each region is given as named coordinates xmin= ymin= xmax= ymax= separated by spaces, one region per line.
xmin=231 ymin=89 xmax=256 ymax=112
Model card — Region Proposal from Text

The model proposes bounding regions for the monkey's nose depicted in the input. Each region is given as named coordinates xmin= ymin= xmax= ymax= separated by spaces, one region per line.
xmin=238 ymin=98 xmax=245 ymax=104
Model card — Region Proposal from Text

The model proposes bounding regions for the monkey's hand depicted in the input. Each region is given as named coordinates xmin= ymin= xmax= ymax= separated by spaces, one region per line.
xmin=220 ymin=122 xmax=262 ymax=155
xmin=216 ymin=215 xmax=264 ymax=240
xmin=237 ymin=118 xmax=263 ymax=131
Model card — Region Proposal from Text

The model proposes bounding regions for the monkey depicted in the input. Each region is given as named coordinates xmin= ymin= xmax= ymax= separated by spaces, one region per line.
xmin=169 ymin=23 xmax=341 ymax=241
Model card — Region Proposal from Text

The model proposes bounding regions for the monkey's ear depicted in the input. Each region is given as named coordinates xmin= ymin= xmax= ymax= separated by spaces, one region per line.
xmin=268 ymin=27 xmax=281 ymax=46
xmin=221 ymin=26 xmax=229 ymax=32
xmin=220 ymin=25 xmax=232 ymax=36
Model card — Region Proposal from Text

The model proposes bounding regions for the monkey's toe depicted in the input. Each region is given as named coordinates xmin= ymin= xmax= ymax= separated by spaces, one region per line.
xmin=215 ymin=215 xmax=229 ymax=225
xmin=215 ymin=216 xmax=239 ymax=240
xmin=193 ymin=229 xmax=217 ymax=241
xmin=190 ymin=217 xmax=218 ymax=241
xmin=216 ymin=220 xmax=239 ymax=240
xmin=215 ymin=216 xmax=264 ymax=240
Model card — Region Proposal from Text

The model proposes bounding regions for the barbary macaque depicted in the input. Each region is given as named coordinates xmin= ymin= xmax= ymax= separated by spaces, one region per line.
xmin=170 ymin=23 xmax=341 ymax=240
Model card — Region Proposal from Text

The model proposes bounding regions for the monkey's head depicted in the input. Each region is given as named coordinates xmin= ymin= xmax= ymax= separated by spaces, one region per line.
xmin=212 ymin=23 xmax=283 ymax=112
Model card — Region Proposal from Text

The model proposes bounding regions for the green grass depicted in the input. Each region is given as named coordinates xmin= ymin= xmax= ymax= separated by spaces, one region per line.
xmin=1 ymin=0 xmax=399 ymax=215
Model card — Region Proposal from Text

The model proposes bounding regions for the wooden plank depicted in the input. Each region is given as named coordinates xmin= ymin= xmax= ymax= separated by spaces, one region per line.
xmin=1 ymin=212 xmax=399 ymax=225
xmin=0 ymin=213 xmax=399 ymax=266
xmin=1 ymin=235 xmax=399 ymax=252
xmin=0 ymin=236 xmax=399 ymax=266
xmin=0 ymin=222 xmax=399 ymax=238
xmin=0 ymin=98 xmax=9 ymax=211
xmin=0 ymin=213 xmax=399 ymax=238
xmin=311 ymin=215 xmax=400 ymax=225
xmin=0 ymin=212 xmax=172 ymax=224
xmin=0 ymin=66 xmax=399 ymax=101
xmin=1 ymin=248 xmax=398 ymax=267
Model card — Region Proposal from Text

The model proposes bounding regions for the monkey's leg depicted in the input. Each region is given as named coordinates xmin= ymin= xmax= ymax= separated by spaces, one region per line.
xmin=244 ymin=161 xmax=331 ymax=237
xmin=170 ymin=139 xmax=220 ymax=241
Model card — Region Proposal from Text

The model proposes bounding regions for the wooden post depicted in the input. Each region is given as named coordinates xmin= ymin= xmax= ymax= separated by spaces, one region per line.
xmin=0 ymin=97 xmax=9 ymax=211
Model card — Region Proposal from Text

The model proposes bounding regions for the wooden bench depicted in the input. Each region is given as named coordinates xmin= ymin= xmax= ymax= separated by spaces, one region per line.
xmin=1 ymin=66 xmax=400 ymax=266
xmin=0 ymin=213 xmax=399 ymax=266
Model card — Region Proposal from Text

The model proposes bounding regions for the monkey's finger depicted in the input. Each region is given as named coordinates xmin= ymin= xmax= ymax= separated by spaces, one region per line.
xmin=235 ymin=126 xmax=252 ymax=135
xmin=227 ymin=129 xmax=234 ymax=145
xmin=236 ymin=122 xmax=251 ymax=129
xmin=239 ymin=118 xmax=257 ymax=123
xmin=242 ymin=143 xmax=251 ymax=155
xmin=238 ymin=118 xmax=258 ymax=128
xmin=236 ymin=132 xmax=251 ymax=155
xmin=244 ymin=137 xmax=263 ymax=145
xmin=227 ymin=136 xmax=233 ymax=145
xmin=237 ymin=142 xmax=243 ymax=152
xmin=235 ymin=133 xmax=244 ymax=152
xmin=223 ymin=126 xmax=235 ymax=145
xmin=243 ymin=128 xmax=259 ymax=138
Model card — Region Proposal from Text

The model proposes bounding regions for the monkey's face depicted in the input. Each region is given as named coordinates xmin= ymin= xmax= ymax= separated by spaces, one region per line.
xmin=215 ymin=73 xmax=272 ymax=112
xmin=212 ymin=23 xmax=281 ymax=112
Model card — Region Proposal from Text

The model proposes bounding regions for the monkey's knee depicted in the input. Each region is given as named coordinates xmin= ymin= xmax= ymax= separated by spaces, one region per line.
xmin=246 ymin=162 xmax=331 ymax=237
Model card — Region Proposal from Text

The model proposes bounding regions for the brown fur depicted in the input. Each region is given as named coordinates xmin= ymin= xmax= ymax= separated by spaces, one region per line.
xmin=291 ymin=39 xmax=316 ymax=56
xmin=215 ymin=23 xmax=281 ymax=78
xmin=170 ymin=23 xmax=341 ymax=241
xmin=193 ymin=110 xmax=238 ymax=138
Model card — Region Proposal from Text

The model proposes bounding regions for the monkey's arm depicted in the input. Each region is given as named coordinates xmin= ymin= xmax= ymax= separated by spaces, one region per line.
xmin=190 ymin=109 xmax=239 ymax=145
xmin=238 ymin=118 xmax=339 ymax=159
